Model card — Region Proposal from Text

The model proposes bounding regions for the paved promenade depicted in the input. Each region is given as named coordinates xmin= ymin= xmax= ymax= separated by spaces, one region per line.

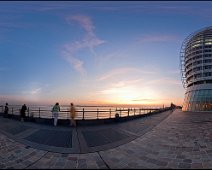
xmin=0 ymin=109 xmax=212 ymax=169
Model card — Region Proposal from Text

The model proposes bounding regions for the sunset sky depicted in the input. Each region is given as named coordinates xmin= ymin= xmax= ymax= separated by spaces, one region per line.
xmin=1 ymin=1 xmax=212 ymax=107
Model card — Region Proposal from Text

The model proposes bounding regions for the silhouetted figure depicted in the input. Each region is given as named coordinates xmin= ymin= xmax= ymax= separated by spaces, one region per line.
xmin=51 ymin=102 xmax=60 ymax=126
xmin=70 ymin=103 xmax=77 ymax=127
xmin=4 ymin=102 xmax=9 ymax=118
xmin=115 ymin=112 xmax=120 ymax=122
xmin=20 ymin=104 xmax=27 ymax=122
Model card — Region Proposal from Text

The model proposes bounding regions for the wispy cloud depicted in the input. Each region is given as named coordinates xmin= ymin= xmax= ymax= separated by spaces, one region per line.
xmin=62 ymin=45 xmax=86 ymax=76
xmin=21 ymin=82 xmax=51 ymax=95
xmin=22 ymin=88 xmax=42 ymax=95
xmin=98 ymin=87 xmax=136 ymax=100
xmin=131 ymin=98 xmax=170 ymax=102
xmin=132 ymin=98 xmax=155 ymax=102
xmin=98 ymin=67 xmax=154 ymax=81
xmin=110 ymin=79 xmax=143 ymax=88
xmin=100 ymin=87 xmax=122 ymax=95
xmin=62 ymin=15 xmax=105 ymax=76
xmin=30 ymin=88 xmax=42 ymax=95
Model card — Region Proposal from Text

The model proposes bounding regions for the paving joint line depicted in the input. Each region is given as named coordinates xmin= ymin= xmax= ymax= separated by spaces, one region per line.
xmin=98 ymin=151 xmax=110 ymax=169
xmin=76 ymin=127 xmax=82 ymax=153
xmin=23 ymin=151 xmax=49 ymax=169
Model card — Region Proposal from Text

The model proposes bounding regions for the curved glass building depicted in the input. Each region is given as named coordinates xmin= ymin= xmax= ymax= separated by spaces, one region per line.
xmin=180 ymin=26 xmax=212 ymax=111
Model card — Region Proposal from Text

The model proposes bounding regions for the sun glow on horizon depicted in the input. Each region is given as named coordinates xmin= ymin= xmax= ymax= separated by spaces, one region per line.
xmin=96 ymin=86 xmax=169 ymax=106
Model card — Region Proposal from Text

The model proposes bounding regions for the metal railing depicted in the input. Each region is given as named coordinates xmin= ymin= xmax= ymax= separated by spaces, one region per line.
xmin=0 ymin=105 xmax=169 ymax=120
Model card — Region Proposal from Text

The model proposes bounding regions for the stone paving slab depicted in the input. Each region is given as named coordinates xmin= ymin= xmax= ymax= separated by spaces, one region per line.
xmin=2 ymin=125 xmax=30 ymax=135
xmin=25 ymin=129 xmax=72 ymax=148
xmin=82 ymin=128 xmax=128 ymax=147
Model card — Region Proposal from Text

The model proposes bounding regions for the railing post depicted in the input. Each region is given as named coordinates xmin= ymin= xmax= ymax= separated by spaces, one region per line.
xmin=39 ymin=107 xmax=40 ymax=118
xmin=67 ymin=108 xmax=68 ymax=120
xmin=97 ymin=108 xmax=99 ymax=119
xmin=128 ymin=108 xmax=130 ymax=117
xmin=28 ymin=107 xmax=29 ymax=117
xmin=83 ymin=108 xmax=85 ymax=120
xmin=134 ymin=108 xmax=135 ymax=116
xmin=52 ymin=109 xmax=53 ymax=119
xmin=109 ymin=108 xmax=111 ymax=118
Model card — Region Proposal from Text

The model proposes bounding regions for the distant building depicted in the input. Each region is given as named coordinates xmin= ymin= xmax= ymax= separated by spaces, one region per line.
xmin=180 ymin=26 xmax=212 ymax=111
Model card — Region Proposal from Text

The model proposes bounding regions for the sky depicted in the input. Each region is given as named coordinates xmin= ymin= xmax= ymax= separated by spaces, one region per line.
xmin=0 ymin=1 xmax=212 ymax=107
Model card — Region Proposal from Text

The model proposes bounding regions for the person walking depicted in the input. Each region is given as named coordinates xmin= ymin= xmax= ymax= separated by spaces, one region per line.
xmin=20 ymin=104 xmax=27 ymax=122
xmin=70 ymin=103 xmax=77 ymax=127
xmin=51 ymin=102 xmax=60 ymax=126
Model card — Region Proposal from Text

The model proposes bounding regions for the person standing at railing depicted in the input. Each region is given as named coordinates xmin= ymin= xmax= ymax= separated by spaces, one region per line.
xmin=51 ymin=102 xmax=60 ymax=126
xmin=4 ymin=102 xmax=9 ymax=118
xmin=20 ymin=104 xmax=27 ymax=122
xmin=70 ymin=103 xmax=77 ymax=127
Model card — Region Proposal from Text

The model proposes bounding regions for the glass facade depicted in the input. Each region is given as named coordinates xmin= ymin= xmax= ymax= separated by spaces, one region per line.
xmin=180 ymin=26 xmax=212 ymax=112
xmin=182 ymin=89 xmax=212 ymax=111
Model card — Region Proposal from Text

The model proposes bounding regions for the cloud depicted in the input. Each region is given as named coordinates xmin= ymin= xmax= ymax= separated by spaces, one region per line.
xmin=131 ymin=98 xmax=170 ymax=102
xmin=30 ymin=88 xmax=41 ymax=95
xmin=22 ymin=88 xmax=42 ymax=95
xmin=131 ymin=98 xmax=156 ymax=102
xmin=67 ymin=15 xmax=106 ymax=51
xmin=110 ymin=79 xmax=143 ymax=88
xmin=62 ymin=15 xmax=105 ymax=76
xmin=69 ymin=15 xmax=94 ymax=34
xmin=100 ymin=88 xmax=121 ymax=95
xmin=62 ymin=44 xmax=86 ymax=75
xmin=98 ymin=67 xmax=154 ymax=81
xmin=21 ymin=82 xmax=51 ymax=96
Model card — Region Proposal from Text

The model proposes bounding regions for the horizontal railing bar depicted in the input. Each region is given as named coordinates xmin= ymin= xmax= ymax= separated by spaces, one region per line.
xmin=29 ymin=110 xmax=118 ymax=112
